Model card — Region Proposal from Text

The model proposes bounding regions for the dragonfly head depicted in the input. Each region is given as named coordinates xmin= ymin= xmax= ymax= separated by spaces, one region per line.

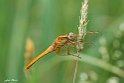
xmin=67 ymin=32 xmax=77 ymax=41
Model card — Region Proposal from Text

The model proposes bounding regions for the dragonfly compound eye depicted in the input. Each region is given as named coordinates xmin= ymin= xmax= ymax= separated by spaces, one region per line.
xmin=68 ymin=32 xmax=77 ymax=40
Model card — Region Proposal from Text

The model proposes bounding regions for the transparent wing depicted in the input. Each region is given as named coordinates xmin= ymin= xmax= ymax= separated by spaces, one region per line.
xmin=55 ymin=44 xmax=77 ymax=56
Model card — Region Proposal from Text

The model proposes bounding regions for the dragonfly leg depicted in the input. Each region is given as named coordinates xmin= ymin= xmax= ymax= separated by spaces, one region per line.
xmin=68 ymin=53 xmax=81 ymax=58
xmin=72 ymin=54 xmax=81 ymax=58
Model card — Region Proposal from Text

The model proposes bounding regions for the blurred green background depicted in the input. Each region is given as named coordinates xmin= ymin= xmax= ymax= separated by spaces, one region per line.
xmin=0 ymin=0 xmax=124 ymax=83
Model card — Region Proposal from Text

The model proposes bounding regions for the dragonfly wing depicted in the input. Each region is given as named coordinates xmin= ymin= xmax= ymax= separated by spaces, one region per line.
xmin=55 ymin=48 xmax=61 ymax=54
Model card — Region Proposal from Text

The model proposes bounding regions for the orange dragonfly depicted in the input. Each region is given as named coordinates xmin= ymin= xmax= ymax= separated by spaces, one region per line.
xmin=25 ymin=32 xmax=96 ymax=69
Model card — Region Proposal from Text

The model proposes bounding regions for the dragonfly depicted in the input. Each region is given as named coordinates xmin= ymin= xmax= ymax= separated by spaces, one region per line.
xmin=25 ymin=32 xmax=97 ymax=69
